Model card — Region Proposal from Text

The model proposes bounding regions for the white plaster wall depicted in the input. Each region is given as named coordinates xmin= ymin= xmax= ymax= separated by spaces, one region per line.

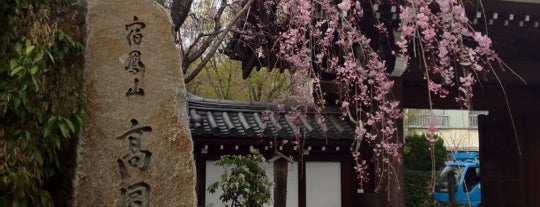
xmin=205 ymin=161 xmax=226 ymax=207
xmin=287 ymin=162 xmax=299 ymax=207
xmin=305 ymin=162 xmax=342 ymax=207
xmin=408 ymin=128 xmax=480 ymax=151
xmin=406 ymin=109 xmax=487 ymax=151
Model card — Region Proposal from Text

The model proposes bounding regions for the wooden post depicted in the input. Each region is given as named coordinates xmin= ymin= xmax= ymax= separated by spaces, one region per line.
xmin=274 ymin=158 xmax=288 ymax=207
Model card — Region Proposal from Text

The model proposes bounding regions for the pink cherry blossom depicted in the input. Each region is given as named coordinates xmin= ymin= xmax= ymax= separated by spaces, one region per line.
xmin=233 ymin=0 xmax=510 ymax=193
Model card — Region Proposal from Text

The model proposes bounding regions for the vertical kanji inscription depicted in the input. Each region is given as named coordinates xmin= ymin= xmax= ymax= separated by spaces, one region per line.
xmin=125 ymin=50 xmax=145 ymax=74
xmin=120 ymin=182 xmax=151 ymax=207
xmin=117 ymin=119 xmax=152 ymax=179
xmin=80 ymin=1 xmax=195 ymax=205
xmin=125 ymin=16 xmax=146 ymax=46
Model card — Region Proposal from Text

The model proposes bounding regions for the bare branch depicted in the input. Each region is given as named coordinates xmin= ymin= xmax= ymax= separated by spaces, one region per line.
xmin=185 ymin=30 xmax=223 ymax=60
xmin=184 ymin=0 xmax=228 ymax=68
xmin=184 ymin=0 xmax=255 ymax=83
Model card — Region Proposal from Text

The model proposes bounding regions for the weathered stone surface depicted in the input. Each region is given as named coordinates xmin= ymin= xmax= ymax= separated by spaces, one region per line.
xmin=75 ymin=0 xmax=195 ymax=206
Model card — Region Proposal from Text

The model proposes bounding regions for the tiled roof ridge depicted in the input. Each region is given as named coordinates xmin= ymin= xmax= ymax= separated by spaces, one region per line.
xmin=187 ymin=93 xmax=355 ymax=140
xmin=187 ymin=93 xmax=342 ymax=114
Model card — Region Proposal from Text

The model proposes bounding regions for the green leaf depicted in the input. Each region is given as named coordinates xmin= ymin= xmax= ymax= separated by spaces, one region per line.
xmin=29 ymin=65 xmax=39 ymax=75
xmin=43 ymin=116 xmax=57 ymax=138
xmin=10 ymin=66 xmax=24 ymax=76
xmin=15 ymin=42 xmax=23 ymax=54
xmin=74 ymin=114 xmax=85 ymax=131
xmin=63 ymin=118 xmax=76 ymax=133
xmin=44 ymin=124 xmax=52 ymax=138
xmin=9 ymin=59 xmax=18 ymax=69
xmin=58 ymin=122 xmax=69 ymax=138
xmin=24 ymin=38 xmax=31 ymax=46
xmin=20 ymin=83 xmax=27 ymax=91
xmin=47 ymin=51 xmax=55 ymax=65
xmin=31 ymin=75 xmax=40 ymax=91
xmin=25 ymin=45 xmax=36 ymax=55
xmin=54 ymin=137 xmax=61 ymax=149
xmin=40 ymin=190 xmax=52 ymax=206
xmin=35 ymin=49 xmax=45 ymax=62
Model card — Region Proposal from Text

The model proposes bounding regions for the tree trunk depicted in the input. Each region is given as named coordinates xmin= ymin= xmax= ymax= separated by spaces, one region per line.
xmin=170 ymin=0 xmax=193 ymax=32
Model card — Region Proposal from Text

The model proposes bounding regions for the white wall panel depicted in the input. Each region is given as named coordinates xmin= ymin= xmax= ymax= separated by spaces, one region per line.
xmin=287 ymin=162 xmax=299 ymax=207
xmin=305 ymin=161 xmax=342 ymax=207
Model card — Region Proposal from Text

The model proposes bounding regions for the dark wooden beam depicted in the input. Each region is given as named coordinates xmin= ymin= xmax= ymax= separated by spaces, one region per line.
xmin=274 ymin=158 xmax=289 ymax=207
xmin=195 ymin=153 xmax=207 ymax=207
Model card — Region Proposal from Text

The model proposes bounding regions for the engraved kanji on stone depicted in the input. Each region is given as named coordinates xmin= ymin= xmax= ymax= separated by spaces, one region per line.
xmin=117 ymin=119 xmax=152 ymax=178
xmin=125 ymin=16 xmax=146 ymax=46
xmin=120 ymin=182 xmax=150 ymax=207
xmin=125 ymin=50 xmax=145 ymax=74
xmin=126 ymin=78 xmax=144 ymax=97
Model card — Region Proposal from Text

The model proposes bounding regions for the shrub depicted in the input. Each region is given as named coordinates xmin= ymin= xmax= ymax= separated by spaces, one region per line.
xmin=404 ymin=134 xmax=448 ymax=207
xmin=404 ymin=133 xmax=447 ymax=171
xmin=207 ymin=153 xmax=273 ymax=207
xmin=405 ymin=170 xmax=437 ymax=207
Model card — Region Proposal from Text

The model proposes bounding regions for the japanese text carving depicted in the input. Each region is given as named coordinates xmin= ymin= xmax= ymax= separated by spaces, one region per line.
xmin=117 ymin=119 xmax=152 ymax=179
xmin=125 ymin=50 xmax=145 ymax=74
xmin=126 ymin=78 xmax=145 ymax=97
xmin=124 ymin=17 xmax=146 ymax=97
xmin=125 ymin=16 xmax=146 ymax=46
xmin=117 ymin=16 xmax=153 ymax=206
xmin=120 ymin=182 xmax=150 ymax=207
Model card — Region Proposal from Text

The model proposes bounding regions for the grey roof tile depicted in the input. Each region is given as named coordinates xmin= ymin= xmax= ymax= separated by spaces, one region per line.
xmin=187 ymin=94 xmax=355 ymax=140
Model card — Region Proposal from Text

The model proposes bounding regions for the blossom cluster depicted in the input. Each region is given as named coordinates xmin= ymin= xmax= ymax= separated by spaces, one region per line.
xmin=274 ymin=0 xmax=403 ymax=190
xmin=398 ymin=0 xmax=500 ymax=108
xmin=232 ymin=0 xmax=504 ymax=194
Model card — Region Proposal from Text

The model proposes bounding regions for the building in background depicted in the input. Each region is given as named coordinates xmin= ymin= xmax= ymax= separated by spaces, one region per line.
xmin=405 ymin=109 xmax=488 ymax=152
xmin=188 ymin=94 xmax=380 ymax=207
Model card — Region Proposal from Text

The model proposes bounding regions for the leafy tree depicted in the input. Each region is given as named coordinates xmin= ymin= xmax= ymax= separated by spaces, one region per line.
xmin=404 ymin=134 xmax=447 ymax=171
xmin=245 ymin=68 xmax=290 ymax=102
xmin=403 ymin=134 xmax=447 ymax=206
xmin=208 ymin=153 xmax=273 ymax=207
xmin=404 ymin=170 xmax=437 ymax=207
xmin=187 ymin=57 xmax=290 ymax=102
xmin=0 ymin=0 xmax=84 ymax=206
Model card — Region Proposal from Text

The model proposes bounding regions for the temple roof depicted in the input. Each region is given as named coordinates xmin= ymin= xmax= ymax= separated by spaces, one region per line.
xmin=187 ymin=94 xmax=355 ymax=141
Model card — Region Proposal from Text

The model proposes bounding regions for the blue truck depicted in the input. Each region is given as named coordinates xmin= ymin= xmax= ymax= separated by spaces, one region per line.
xmin=433 ymin=152 xmax=481 ymax=207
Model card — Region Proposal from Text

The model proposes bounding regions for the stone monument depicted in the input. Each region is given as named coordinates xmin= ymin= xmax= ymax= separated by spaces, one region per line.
xmin=75 ymin=0 xmax=196 ymax=206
